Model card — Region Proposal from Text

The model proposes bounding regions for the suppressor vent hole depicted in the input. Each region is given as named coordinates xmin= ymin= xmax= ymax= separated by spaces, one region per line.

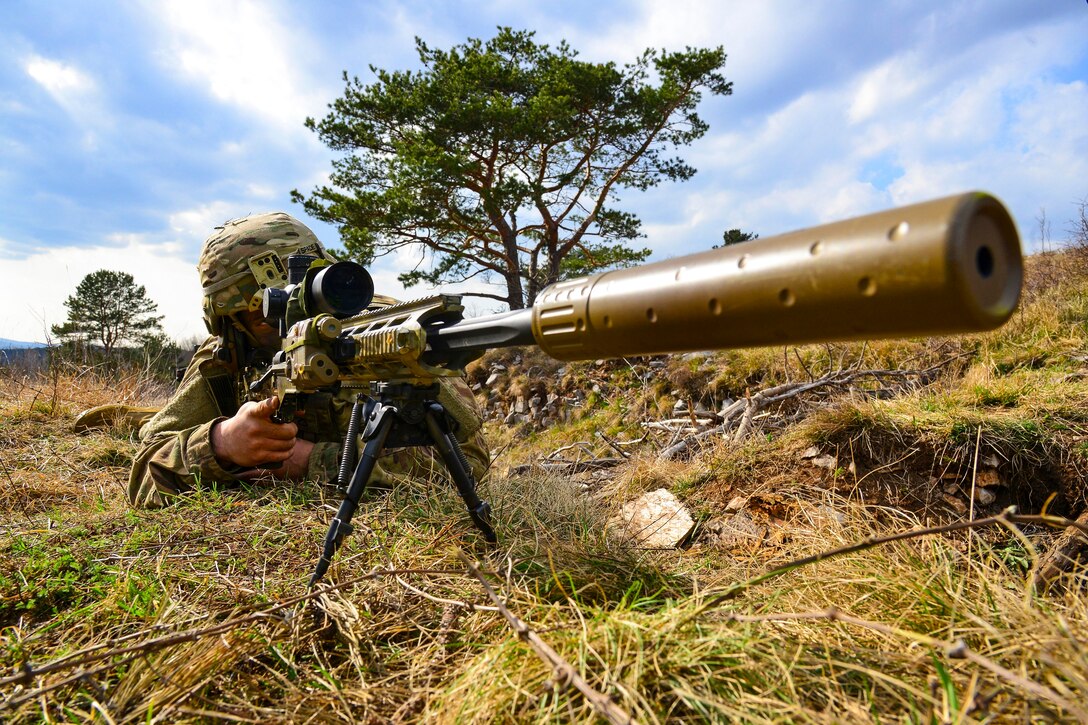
xmin=810 ymin=241 xmax=823 ymax=256
xmin=709 ymin=298 xmax=722 ymax=315
xmin=738 ymin=255 xmax=749 ymax=269
xmin=576 ymin=318 xmax=585 ymax=331
xmin=888 ymin=221 xmax=910 ymax=242
xmin=976 ymin=246 xmax=995 ymax=278
xmin=778 ymin=289 xmax=795 ymax=307
xmin=858 ymin=277 xmax=877 ymax=296
xmin=646 ymin=308 xmax=658 ymax=323
xmin=603 ymin=315 xmax=612 ymax=328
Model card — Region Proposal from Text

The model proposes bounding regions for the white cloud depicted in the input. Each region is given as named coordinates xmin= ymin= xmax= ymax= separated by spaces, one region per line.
xmin=0 ymin=238 xmax=205 ymax=344
xmin=21 ymin=54 xmax=112 ymax=149
xmin=167 ymin=201 xmax=239 ymax=242
xmin=142 ymin=0 xmax=331 ymax=135
xmin=24 ymin=55 xmax=96 ymax=106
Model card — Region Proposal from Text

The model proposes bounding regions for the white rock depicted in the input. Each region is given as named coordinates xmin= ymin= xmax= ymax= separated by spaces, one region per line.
xmin=612 ymin=489 xmax=696 ymax=548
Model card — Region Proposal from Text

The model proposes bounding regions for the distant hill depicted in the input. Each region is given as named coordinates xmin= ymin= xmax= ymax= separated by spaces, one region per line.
xmin=0 ymin=338 xmax=47 ymax=349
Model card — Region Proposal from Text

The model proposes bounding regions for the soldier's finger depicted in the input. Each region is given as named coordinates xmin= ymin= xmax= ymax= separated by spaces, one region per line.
xmin=254 ymin=396 xmax=281 ymax=418
xmin=259 ymin=438 xmax=295 ymax=454
xmin=258 ymin=448 xmax=293 ymax=463
xmin=257 ymin=420 xmax=298 ymax=440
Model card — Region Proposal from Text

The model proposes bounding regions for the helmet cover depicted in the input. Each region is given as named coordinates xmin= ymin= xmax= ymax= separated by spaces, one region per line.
xmin=197 ymin=212 xmax=328 ymax=333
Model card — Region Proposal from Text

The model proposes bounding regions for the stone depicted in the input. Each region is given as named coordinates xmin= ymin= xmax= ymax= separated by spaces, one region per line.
xmin=709 ymin=509 xmax=766 ymax=548
xmin=810 ymin=455 xmax=838 ymax=470
xmin=973 ymin=487 xmax=997 ymax=505
xmin=611 ymin=489 xmax=696 ymax=548
xmin=975 ymin=467 xmax=1003 ymax=487
xmin=485 ymin=372 xmax=501 ymax=386
xmin=725 ymin=495 xmax=747 ymax=513
xmin=942 ymin=494 xmax=968 ymax=515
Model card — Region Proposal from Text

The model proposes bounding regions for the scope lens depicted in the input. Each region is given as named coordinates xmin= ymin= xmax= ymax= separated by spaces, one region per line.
xmin=262 ymin=287 xmax=290 ymax=321
xmin=310 ymin=262 xmax=374 ymax=318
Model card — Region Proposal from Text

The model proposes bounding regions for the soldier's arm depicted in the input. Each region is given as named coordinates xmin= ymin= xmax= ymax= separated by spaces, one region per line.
xmin=127 ymin=371 xmax=248 ymax=508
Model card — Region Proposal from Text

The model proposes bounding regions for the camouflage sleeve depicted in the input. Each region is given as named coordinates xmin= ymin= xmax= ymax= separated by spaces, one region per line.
xmin=128 ymin=338 xmax=490 ymax=506
xmin=127 ymin=375 xmax=239 ymax=508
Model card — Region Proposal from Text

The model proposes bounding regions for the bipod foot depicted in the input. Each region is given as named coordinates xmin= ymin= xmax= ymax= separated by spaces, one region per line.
xmin=468 ymin=500 xmax=497 ymax=543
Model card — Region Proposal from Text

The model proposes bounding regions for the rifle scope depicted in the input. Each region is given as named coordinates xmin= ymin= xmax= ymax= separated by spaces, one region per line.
xmin=263 ymin=258 xmax=375 ymax=325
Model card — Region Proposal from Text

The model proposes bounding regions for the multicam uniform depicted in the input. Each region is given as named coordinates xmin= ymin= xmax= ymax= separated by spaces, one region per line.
xmin=127 ymin=213 xmax=489 ymax=508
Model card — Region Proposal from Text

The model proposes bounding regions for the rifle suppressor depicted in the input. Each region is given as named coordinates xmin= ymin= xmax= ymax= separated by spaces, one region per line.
xmin=430 ymin=192 xmax=1021 ymax=362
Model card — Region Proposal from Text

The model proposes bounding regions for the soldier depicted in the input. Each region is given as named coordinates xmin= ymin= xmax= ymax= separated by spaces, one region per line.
xmin=127 ymin=212 xmax=489 ymax=508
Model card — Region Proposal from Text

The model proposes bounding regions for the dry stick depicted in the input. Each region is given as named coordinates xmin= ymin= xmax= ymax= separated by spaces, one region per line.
xmin=720 ymin=607 xmax=1088 ymax=721
xmin=394 ymin=575 xmax=500 ymax=612
xmin=0 ymin=567 xmax=463 ymax=708
xmin=968 ymin=427 xmax=982 ymax=560
xmin=456 ymin=550 xmax=637 ymax=725
xmin=595 ymin=431 xmax=632 ymax=459
xmin=675 ymin=512 xmax=1088 ymax=719
xmin=685 ymin=511 xmax=1088 ymax=621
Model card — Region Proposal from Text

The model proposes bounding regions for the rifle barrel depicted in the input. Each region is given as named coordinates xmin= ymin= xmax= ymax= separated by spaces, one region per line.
xmin=528 ymin=192 xmax=1021 ymax=361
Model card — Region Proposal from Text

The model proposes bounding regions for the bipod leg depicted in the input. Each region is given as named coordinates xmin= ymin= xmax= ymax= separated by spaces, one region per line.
xmin=423 ymin=403 xmax=497 ymax=543
xmin=309 ymin=402 xmax=396 ymax=587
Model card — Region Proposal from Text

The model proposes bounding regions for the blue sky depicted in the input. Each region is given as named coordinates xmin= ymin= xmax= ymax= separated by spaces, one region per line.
xmin=1 ymin=0 xmax=1086 ymax=343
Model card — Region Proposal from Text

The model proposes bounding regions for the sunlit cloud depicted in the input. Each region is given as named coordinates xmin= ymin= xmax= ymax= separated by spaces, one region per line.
xmin=24 ymin=55 xmax=96 ymax=107
xmin=141 ymin=0 xmax=331 ymax=136
xmin=0 ymin=238 xmax=204 ymax=343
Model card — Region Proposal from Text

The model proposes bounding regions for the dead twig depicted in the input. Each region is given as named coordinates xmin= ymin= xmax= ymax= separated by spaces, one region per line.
xmin=718 ymin=607 xmax=1088 ymax=721
xmin=457 ymin=550 xmax=637 ymax=725
xmin=686 ymin=510 xmax=1088 ymax=619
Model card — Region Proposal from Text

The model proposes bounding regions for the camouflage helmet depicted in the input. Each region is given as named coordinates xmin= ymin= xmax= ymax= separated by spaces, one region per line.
xmin=197 ymin=212 xmax=329 ymax=333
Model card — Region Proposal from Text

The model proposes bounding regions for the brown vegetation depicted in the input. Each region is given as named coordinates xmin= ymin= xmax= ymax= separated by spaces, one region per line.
xmin=2 ymin=250 xmax=1088 ymax=722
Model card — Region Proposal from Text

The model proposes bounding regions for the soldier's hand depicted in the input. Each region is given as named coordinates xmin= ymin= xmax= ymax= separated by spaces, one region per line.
xmin=211 ymin=396 xmax=298 ymax=468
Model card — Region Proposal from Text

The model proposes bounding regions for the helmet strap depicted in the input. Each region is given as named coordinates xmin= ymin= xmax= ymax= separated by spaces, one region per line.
xmin=212 ymin=316 xmax=250 ymax=373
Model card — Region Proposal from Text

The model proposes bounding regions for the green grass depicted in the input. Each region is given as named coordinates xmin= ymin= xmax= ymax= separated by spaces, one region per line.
xmin=3 ymin=254 xmax=1088 ymax=722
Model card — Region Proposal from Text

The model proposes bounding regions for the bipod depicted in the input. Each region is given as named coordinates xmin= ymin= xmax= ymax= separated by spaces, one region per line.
xmin=309 ymin=382 xmax=496 ymax=587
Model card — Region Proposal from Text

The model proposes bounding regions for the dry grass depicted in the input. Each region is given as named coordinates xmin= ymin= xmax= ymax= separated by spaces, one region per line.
xmin=3 ymin=252 xmax=1088 ymax=722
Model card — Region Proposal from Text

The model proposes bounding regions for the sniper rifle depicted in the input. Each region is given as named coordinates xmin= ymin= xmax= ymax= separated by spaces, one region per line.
xmin=252 ymin=191 xmax=1023 ymax=586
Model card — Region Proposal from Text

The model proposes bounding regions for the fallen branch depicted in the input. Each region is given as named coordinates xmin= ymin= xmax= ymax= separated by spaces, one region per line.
xmin=687 ymin=510 xmax=1088 ymax=618
xmin=0 ymin=567 xmax=463 ymax=709
xmin=659 ymin=361 xmax=958 ymax=459
xmin=511 ymin=458 xmax=625 ymax=476
xmin=457 ymin=550 xmax=637 ymax=725
xmin=719 ymin=607 xmax=1088 ymax=721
